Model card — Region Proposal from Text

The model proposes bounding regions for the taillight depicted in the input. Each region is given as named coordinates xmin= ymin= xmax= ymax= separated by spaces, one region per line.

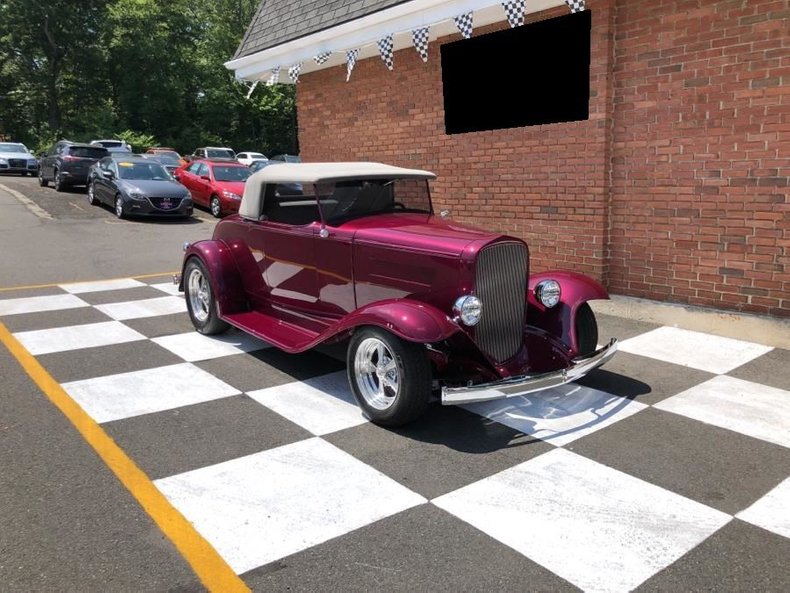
xmin=62 ymin=155 xmax=79 ymax=162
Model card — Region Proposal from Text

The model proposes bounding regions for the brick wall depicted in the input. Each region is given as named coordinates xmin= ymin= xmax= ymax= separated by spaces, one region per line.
xmin=609 ymin=0 xmax=788 ymax=316
xmin=296 ymin=0 xmax=788 ymax=317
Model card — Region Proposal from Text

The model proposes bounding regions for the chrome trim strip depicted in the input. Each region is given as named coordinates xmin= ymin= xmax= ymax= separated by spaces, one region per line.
xmin=441 ymin=338 xmax=618 ymax=405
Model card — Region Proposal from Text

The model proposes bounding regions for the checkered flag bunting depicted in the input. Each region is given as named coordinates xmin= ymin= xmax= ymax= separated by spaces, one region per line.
xmin=266 ymin=66 xmax=280 ymax=86
xmin=565 ymin=0 xmax=585 ymax=12
xmin=377 ymin=35 xmax=394 ymax=70
xmin=501 ymin=0 xmax=526 ymax=28
xmin=314 ymin=51 xmax=331 ymax=65
xmin=346 ymin=49 xmax=359 ymax=82
xmin=412 ymin=27 xmax=429 ymax=62
xmin=288 ymin=63 xmax=302 ymax=84
xmin=453 ymin=12 xmax=473 ymax=39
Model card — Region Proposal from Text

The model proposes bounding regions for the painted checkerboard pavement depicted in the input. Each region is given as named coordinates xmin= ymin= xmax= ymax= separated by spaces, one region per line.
xmin=2 ymin=275 xmax=788 ymax=591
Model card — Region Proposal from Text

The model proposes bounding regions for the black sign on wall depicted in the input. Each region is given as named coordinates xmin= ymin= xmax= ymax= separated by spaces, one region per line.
xmin=441 ymin=10 xmax=592 ymax=135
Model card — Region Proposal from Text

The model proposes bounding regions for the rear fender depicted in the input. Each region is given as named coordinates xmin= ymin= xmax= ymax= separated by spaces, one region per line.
xmin=181 ymin=240 xmax=247 ymax=316
xmin=527 ymin=271 xmax=609 ymax=354
xmin=337 ymin=299 xmax=460 ymax=344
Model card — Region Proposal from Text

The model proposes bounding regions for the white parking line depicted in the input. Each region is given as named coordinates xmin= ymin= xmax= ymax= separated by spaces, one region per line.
xmin=0 ymin=182 xmax=54 ymax=220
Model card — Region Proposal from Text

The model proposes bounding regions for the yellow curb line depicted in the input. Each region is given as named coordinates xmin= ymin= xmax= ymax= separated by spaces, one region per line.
xmin=0 ymin=321 xmax=249 ymax=592
xmin=0 ymin=271 xmax=179 ymax=293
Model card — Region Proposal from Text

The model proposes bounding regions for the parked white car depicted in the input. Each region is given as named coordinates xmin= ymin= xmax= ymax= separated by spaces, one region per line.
xmin=236 ymin=151 xmax=268 ymax=166
xmin=91 ymin=139 xmax=132 ymax=151
xmin=0 ymin=142 xmax=39 ymax=176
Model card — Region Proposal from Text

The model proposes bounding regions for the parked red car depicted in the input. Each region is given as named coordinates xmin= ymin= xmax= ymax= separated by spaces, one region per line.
xmin=174 ymin=158 xmax=251 ymax=217
xmin=177 ymin=162 xmax=617 ymax=427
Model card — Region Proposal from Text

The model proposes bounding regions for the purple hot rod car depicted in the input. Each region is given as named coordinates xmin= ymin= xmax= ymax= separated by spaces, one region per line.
xmin=178 ymin=162 xmax=617 ymax=426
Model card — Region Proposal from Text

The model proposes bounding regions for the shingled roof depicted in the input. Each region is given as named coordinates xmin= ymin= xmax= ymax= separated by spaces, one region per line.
xmin=234 ymin=0 xmax=411 ymax=60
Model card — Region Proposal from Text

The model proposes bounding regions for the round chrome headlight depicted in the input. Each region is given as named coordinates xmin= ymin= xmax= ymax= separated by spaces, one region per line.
xmin=453 ymin=295 xmax=482 ymax=326
xmin=535 ymin=280 xmax=561 ymax=308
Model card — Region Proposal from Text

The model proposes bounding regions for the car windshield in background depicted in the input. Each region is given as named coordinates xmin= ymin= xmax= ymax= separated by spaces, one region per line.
xmin=97 ymin=141 xmax=123 ymax=148
xmin=152 ymin=154 xmax=180 ymax=165
xmin=154 ymin=151 xmax=181 ymax=160
xmin=71 ymin=147 xmax=109 ymax=158
xmin=0 ymin=143 xmax=29 ymax=153
xmin=318 ymin=178 xmax=432 ymax=222
xmin=117 ymin=161 xmax=170 ymax=180
xmin=213 ymin=166 xmax=250 ymax=182
xmin=207 ymin=149 xmax=235 ymax=159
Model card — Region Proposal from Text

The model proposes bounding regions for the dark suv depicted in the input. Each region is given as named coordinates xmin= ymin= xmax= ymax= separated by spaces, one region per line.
xmin=39 ymin=141 xmax=110 ymax=191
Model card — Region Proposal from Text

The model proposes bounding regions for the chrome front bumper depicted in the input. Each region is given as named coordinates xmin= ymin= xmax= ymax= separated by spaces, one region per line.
xmin=441 ymin=338 xmax=618 ymax=405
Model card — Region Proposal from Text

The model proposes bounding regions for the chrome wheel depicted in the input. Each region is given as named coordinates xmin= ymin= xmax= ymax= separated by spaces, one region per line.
xmin=87 ymin=182 xmax=97 ymax=205
xmin=353 ymin=337 xmax=400 ymax=410
xmin=187 ymin=266 xmax=211 ymax=323
xmin=210 ymin=196 xmax=221 ymax=218
xmin=115 ymin=195 xmax=124 ymax=218
xmin=54 ymin=170 xmax=63 ymax=192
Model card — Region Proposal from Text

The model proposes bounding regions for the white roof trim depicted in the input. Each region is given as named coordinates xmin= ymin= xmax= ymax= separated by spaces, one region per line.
xmin=226 ymin=0 xmax=566 ymax=82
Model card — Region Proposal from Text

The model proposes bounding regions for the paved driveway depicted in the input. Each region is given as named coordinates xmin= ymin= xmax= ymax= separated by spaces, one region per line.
xmin=1 ymin=275 xmax=788 ymax=592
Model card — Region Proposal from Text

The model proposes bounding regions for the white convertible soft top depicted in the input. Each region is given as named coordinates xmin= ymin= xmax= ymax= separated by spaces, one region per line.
xmin=239 ymin=161 xmax=436 ymax=220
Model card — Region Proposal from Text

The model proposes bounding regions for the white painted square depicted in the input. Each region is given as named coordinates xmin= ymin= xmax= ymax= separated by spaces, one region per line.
xmin=433 ymin=448 xmax=731 ymax=593
xmin=149 ymin=282 xmax=183 ymax=296
xmin=463 ymin=383 xmax=647 ymax=447
xmin=151 ymin=331 xmax=269 ymax=362
xmin=0 ymin=294 xmax=89 ymax=316
xmin=736 ymin=477 xmax=790 ymax=539
xmin=618 ymin=326 xmax=772 ymax=374
xmin=247 ymin=371 xmax=366 ymax=435
xmin=62 ymin=362 xmax=240 ymax=423
xmin=59 ymin=278 xmax=146 ymax=293
xmin=13 ymin=321 xmax=146 ymax=355
xmin=654 ymin=375 xmax=790 ymax=448
xmin=155 ymin=437 xmax=426 ymax=574
xmin=95 ymin=296 xmax=186 ymax=320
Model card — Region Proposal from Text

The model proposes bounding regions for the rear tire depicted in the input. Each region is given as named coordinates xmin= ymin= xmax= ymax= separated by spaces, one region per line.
xmin=184 ymin=257 xmax=230 ymax=335
xmin=575 ymin=303 xmax=599 ymax=356
xmin=39 ymin=169 xmax=48 ymax=187
xmin=87 ymin=182 xmax=98 ymax=205
xmin=54 ymin=169 xmax=65 ymax=192
xmin=210 ymin=195 xmax=222 ymax=218
xmin=347 ymin=327 xmax=431 ymax=427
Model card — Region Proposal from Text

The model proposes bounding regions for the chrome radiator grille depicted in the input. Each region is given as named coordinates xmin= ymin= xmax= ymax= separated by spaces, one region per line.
xmin=474 ymin=242 xmax=528 ymax=362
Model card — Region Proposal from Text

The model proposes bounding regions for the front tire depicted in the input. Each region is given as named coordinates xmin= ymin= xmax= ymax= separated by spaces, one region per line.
xmin=38 ymin=170 xmax=48 ymax=187
xmin=184 ymin=257 xmax=230 ymax=335
xmin=575 ymin=303 xmax=599 ymax=356
xmin=114 ymin=194 xmax=125 ymax=219
xmin=210 ymin=195 xmax=222 ymax=218
xmin=347 ymin=327 xmax=431 ymax=427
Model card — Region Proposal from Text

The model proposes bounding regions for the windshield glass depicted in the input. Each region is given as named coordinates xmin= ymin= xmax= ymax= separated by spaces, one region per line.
xmin=151 ymin=154 xmax=180 ymax=165
xmin=0 ymin=143 xmax=29 ymax=153
xmin=318 ymin=178 xmax=432 ymax=222
xmin=154 ymin=151 xmax=181 ymax=160
xmin=117 ymin=161 xmax=170 ymax=180
xmin=213 ymin=165 xmax=250 ymax=182
xmin=96 ymin=140 xmax=123 ymax=148
xmin=207 ymin=149 xmax=235 ymax=159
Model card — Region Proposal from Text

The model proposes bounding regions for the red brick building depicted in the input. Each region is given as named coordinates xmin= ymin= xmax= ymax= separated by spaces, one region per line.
xmin=228 ymin=0 xmax=788 ymax=317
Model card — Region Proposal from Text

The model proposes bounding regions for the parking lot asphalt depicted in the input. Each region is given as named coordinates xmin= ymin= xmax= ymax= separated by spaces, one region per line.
xmin=0 ymin=176 xmax=788 ymax=592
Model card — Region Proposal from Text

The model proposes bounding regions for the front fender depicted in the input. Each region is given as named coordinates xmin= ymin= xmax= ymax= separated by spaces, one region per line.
xmin=336 ymin=299 xmax=461 ymax=343
xmin=527 ymin=271 xmax=610 ymax=354
xmin=181 ymin=239 xmax=247 ymax=316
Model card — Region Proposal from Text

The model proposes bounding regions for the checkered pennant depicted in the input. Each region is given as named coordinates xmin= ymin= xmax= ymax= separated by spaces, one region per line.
xmin=245 ymin=80 xmax=258 ymax=99
xmin=314 ymin=51 xmax=331 ymax=65
xmin=453 ymin=12 xmax=473 ymax=39
xmin=346 ymin=49 xmax=359 ymax=82
xmin=565 ymin=0 xmax=585 ymax=13
xmin=412 ymin=27 xmax=429 ymax=62
xmin=288 ymin=63 xmax=302 ymax=84
xmin=266 ymin=66 xmax=280 ymax=86
xmin=501 ymin=0 xmax=526 ymax=28
xmin=377 ymin=35 xmax=394 ymax=71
